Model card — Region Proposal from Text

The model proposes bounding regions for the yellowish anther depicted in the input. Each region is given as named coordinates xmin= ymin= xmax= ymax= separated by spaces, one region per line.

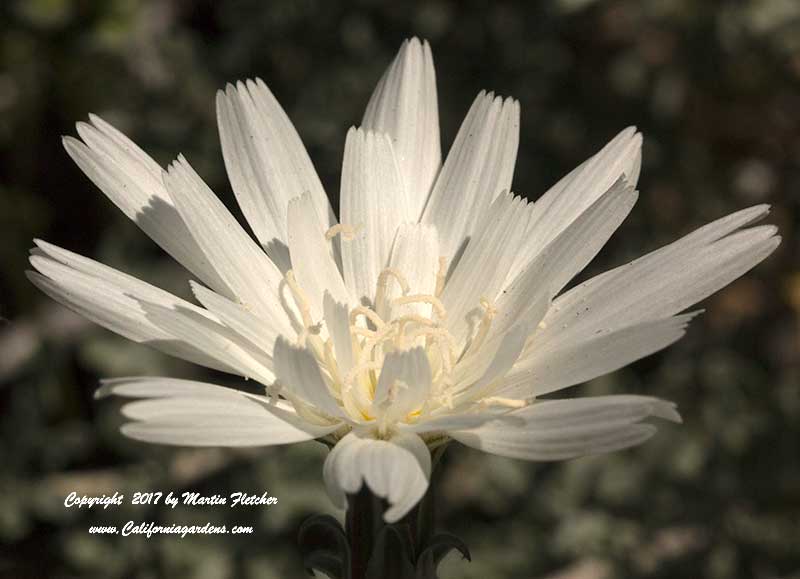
xmin=325 ymin=223 xmax=360 ymax=241
xmin=538 ymin=320 xmax=548 ymax=330
xmin=349 ymin=306 xmax=385 ymax=330
xmin=483 ymin=396 xmax=529 ymax=409
xmin=424 ymin=327 xmax=459 ymax=361
xmin=285 ymin=270 xmax=315 ymax=329
xmin=435 ymin=256 xmax=448 ymax=297
xmin=404 ymin=408 xmax=422 ymax=424
xmin=394 ymin=294 xmax=447 ymax=320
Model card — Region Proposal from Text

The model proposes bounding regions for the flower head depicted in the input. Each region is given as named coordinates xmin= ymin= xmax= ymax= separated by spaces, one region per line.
xmin=29 ymin=38 xmax=779 ymax=522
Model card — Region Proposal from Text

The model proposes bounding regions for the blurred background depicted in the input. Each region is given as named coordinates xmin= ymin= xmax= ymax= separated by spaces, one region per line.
xmin=1 ymin=0 xmax=798 ymax=578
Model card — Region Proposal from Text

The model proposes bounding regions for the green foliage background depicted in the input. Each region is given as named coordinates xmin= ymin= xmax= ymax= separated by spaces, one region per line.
xmin=1 ymin=0 xmax=798 ymax=577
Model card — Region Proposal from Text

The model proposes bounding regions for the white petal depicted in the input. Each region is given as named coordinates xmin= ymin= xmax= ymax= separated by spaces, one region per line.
xmin=541 ymin=218 xmax=780 ymax=342
xmin=440 ymin=193 xmax=529 ymax=346
xmin=140 ymin=302 xmax=275 ymax=384
xmin=452 ymin=322 xmax=531 ymax=405
xmin=499 ymin=313 xmax=698 ymax=398
xmin=362 ymin=37 xmax=441 ymax=220
xmin=273 ymin=337 xmax=344 ymax=419
xmin=28 ymin=249 xmax=241 ymax=374
xmin=115 ymin=376 xmax=336 ymax=445
xmin=65 ymin=118 xmax=231 ymax=295
xmin=122 ymin=417 xmax=315 ymax=447
xmin=372 ymin=347 xmax=432 ymax=421
xmin=162 ymin=156 xmax=288 ymax=321
xmin=401 ymin=410 xmax=521 ymax=433
xmin=451 ymin=395 xmax=679 ymax=461
xmin=96 ymin=376 xmax=242 ymax=399
xmin=98 ymin=376 xmax=338 ymax=435
xmin=381 ymin=222 xmax=439 ymax=320
xmin=287 ymin=192 xmax=351 ymax=319
xmin=322 ymin=430 xmax=431 ymax=522
xmin=217 ymin=79 xmax=334 ymax=269
xmin=323 ymin=292 xmax=354 ymax=376
xmin=515 ymin=127 xmax=642 ymax=273
xmin=653 ymin=203 xmax=771 ymax=248
xmin=498 ymin=206 xmax=779 ymax=397
xmin=511 ymin=395 xmax=682 ymax=426
xmin=493 ymin=178 xmax=637 ymax=340
xmin=190 ymin=281 xmax=290 ymax=360
xmin=422 ymin=91 xmax=520 ymax=261
xmin=104 ymin=377 xmax=338 ymax=446
xmin=340 ymin=128 xmax=408 ymax=302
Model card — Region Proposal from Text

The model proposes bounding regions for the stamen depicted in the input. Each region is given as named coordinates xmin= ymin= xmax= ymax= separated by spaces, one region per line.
xmin=435 ymin=336 xmax=454 ymax=376
xmin=350 ymin=306 xmax=385 ymax=329
xmin=351 ymin=327 xmax=378 ymax=338
xmin=435 ymin=256 xmax=448 ymax=297
xmin=394 ymin=294 xmax=447 ymax=320
xmin=377 ymin=268 xmax=411 ymax=296
xmin=285 ymin=270 xmax=315 ymax=329
xmin=277 ymin=256 xmax=525 ymax=429
xmin=343 ymin=360 xmax=382 ymax=391
xmin=403 ymin=326 xmax=458 ymax=361
xmin=463 ymin=297 xmax=497 ymax=358
xmin=374 ymin=267 xmax=411 ymax=314
xmin=354 ymin=324 xmax=396 ymax=368
xmin=325 ymin=223 xmax=360 ymax=241
xmin=393 ymin=315 xmax=436 ymax=349
xmin=394 ymin=314 xmax=437 ymax=333
xmin=323 ymin=339 xmax=342 ymax=386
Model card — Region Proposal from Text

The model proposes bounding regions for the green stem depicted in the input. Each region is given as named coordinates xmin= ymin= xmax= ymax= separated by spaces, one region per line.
xmin=345 ymin=487 xmax=385 ymax=579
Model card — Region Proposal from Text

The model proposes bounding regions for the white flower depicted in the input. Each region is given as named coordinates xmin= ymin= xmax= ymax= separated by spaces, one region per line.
xmin=28 ymin=38 xmax=779 ymax=523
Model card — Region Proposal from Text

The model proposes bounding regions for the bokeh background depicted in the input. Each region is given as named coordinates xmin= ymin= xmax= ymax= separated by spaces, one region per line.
xmin=1 ymin=1 xmax=798 ymax=578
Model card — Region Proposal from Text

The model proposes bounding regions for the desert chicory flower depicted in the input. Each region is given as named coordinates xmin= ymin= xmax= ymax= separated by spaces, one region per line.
xmin=28 ymin=38 xmax=779 ymax=522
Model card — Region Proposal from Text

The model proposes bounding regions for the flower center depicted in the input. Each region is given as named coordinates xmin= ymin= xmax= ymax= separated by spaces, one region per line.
xmin=277 ymin=252 xmax=504 ymax=425
xmin=267 ymin=225 xmax=537 ymax=432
